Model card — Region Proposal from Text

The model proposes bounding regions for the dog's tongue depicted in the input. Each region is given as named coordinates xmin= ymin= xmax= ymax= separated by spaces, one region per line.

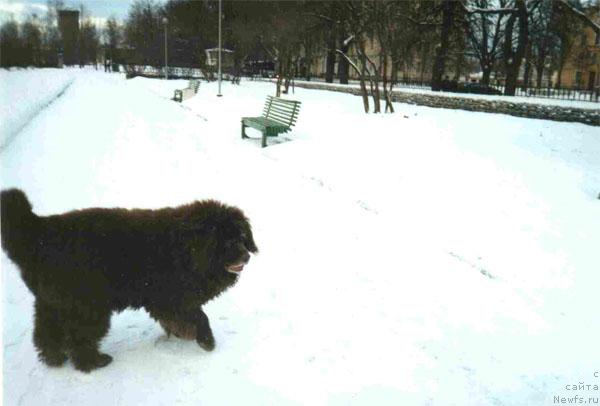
xmin=227 ymin=264 xmax=244 ymax=274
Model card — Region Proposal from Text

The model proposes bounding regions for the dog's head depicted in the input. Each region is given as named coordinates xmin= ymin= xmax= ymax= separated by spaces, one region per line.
xmin=217 ymin=209 xmax=258 ymax=276
xmin=185 ymin=200 xmax=258 ymax=277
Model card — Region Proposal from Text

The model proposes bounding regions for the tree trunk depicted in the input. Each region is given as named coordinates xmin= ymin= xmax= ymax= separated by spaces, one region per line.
xmin=358 ymin=48 xmax=370 ymax=113
xmin=275 ymin=60 xmax=283 ymax=97
xmin=419 ymin=45 xmax=428 ymax=85
xmin=362 ymin=47 xmax=380 ymax=113
xmin=391 ymin=58 xmax=398 ymax=84
xmin=338 ymin=34 xmax=349 ymax=85
xmin=482 ymin=66 xmax=492 ymax=86
xmin=503 ymin=0 xmax=528 ymax=96
xmin=556 ymin=63 xmax=564 ymax=88
xmin=325 ymin=21 xmax=336 ymax=83
xmin=283 ymin=58 xmax=293 ymax=94
xmin=431 ymin=0 xmax=454 ymax=91
xmin=535 ymin=42 xmax=549 ymax=89
xmin=337 ymin=48 xmax=369 ymax=113
xmin=382 ymin=53 xmax=394 ymax=113
xmin=535 ymin=62 xmax=544 ymax=89
xmin=522 ymin=44 xmax=532 ymax=91
xmin=454 ymin=53 xmax=462 ymax=81
xmin=357 ymin=61 xmax=370 ymax=113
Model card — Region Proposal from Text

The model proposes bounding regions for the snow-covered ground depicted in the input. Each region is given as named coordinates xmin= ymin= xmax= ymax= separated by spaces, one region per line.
xmin=0 ymin=68 xmax=77 ymax=149
xmin=1 ymin=68 xmax=600 ymax=405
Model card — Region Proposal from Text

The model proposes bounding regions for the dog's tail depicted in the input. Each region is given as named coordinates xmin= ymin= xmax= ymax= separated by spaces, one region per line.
xmin=1 ymin=189 xmax=39 ymax=263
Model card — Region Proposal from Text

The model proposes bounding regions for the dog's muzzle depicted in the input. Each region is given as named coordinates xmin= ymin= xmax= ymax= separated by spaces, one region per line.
xmin=226 ymin=252 xmax=251 ymax=274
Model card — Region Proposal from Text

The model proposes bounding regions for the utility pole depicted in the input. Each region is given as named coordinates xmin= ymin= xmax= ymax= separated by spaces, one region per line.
xmin=217 ymin=0 xmax=222 ymax=96
xmin=163 ymin=17 xmax=168 ymax=80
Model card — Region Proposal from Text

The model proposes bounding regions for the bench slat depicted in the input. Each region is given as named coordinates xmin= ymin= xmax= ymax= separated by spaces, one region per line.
xmin=267 ymin=96 xmax=300 ymax=104
xmin=243 ymin=117 xmax=289 ymax=131
xmin=265 ymin=101 xmax=297 ymax=108
xmin=268 ymin=100 xmax=300 ymax=107
xmin=266 ymin=106 xmax=299 ymax=115
xmin=265 ymin=114 xmax=297 ymax=125
xmin=266 ymin=105 xmax=299 ymax=114
xmin=264 ymin=103 xmax=299 ymax=112
xmin=265 ymin=105 xmax=298 ymax=115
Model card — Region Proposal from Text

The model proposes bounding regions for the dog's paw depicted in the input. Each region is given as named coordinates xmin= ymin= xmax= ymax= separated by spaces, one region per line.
xmin=39 ymin=351 xmax=68 ymax=367
xmin=196 ymin=333 xmax=215 ymax=352
xmin=72 ymin=352 xmax=113 ymax=373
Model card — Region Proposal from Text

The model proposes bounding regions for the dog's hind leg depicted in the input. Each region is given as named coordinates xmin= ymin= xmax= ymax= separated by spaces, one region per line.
xmin=64 ymin=306 xmax=113 ymax=373
xmin=33 ymin=300 xmax=68 ymax=367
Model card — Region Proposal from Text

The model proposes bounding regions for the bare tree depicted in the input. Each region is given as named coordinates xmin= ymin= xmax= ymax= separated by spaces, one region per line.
xmin=104 ymin=16 xmax=121 ymax=60
xmin=0 ymin=21 xmax=21 ymax=67
xmin=335 ymin=1 xmax=378 ymax=113
xmin=432 ymin=0 xmax=456 ymax=90
xmin=21 ymin=15 xmax=43 ymax=66
xmin=124 ymin=0 xmax=164 ymax=67
xmin=528 ymin=0 xmax=558 ymax=88
xmin=465 ymin=0 xmax=510 ymax=86
xmin=556 ymin=0 xmax=600 ymax=36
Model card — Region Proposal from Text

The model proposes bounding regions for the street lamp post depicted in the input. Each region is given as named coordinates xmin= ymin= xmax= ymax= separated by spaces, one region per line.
xmin=163 ymin=17 xmax=168 ymax=80
xmin=217 ymin=0 xmax=222 ymax=96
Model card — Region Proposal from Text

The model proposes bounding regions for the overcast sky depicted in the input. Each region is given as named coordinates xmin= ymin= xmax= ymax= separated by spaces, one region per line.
xmin=0 ymin=0 xmax=161 ymax=27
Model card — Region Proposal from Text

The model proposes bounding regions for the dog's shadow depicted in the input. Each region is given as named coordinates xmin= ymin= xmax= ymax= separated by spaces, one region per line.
xmin=152 ymin=335 xmax=208 ymax=357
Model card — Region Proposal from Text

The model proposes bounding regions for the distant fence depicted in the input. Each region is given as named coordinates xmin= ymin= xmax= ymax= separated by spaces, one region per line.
xmin=390 ymin=79 xmax=599 ymax=103
xmin=279 ymin=80 xmax=600 ymax=126
xmin=113 ymin=64 xmax=243 ymax=82
xmin=507 ymin=85 xmax=599 ymax=102
xmin=111 ymin=64 xmax=599 ymax=103
xmin=305 ymin=77 xmax=599 ymax=103
xmin=115 ymin=64 xmax=204 ymax=79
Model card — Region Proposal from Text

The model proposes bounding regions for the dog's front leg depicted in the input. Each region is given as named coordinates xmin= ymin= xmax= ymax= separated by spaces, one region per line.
xmin=148 ymin=305 xmax=215 ymax=351
xmin=193 ymin=308 xmax=215 ymax=351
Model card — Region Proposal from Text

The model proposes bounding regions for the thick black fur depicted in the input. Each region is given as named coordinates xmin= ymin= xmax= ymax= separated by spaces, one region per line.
xmin=0 ymin=189 xmax=257 ymax=372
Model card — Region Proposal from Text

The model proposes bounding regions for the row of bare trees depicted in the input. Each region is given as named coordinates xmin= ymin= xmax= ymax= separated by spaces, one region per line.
xmin=0 ymin=0 xmax=101 ymax=68
xmin=231 ymin=0 xmax=597 ymax=112
xmin=2 ymin=0 xmax=598 ymax=112
xmin=463 ymin=0 xmax=599 ymax=94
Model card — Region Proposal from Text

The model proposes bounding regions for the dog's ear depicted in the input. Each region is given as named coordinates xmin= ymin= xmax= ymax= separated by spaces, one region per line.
xmin=189 ymin=234 xmax=218 ymax=273
xmin=177 ymin=219 xmax=219 ymax=270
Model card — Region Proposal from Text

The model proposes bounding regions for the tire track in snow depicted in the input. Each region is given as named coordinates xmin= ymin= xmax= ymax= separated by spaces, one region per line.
xmin=259 ymin=151 xmax=380 ymax=214
xmin=0 ymin=78 xmax=75 ymax=153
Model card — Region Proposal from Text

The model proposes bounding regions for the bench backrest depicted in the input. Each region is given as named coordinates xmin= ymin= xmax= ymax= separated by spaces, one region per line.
xmin=263 ymin=96 xmax=301 ymax=128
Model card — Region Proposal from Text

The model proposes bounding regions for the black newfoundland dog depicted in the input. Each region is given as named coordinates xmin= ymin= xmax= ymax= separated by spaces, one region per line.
xmin=0 ymin=189 xmax=257 ymax=372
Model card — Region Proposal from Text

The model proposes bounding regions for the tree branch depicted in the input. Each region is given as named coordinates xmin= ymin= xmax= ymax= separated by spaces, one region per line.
xmin=335 ymin=49 xmax=360 ymax=76
xmin=557 ymin=0 xmax=600 ymax=35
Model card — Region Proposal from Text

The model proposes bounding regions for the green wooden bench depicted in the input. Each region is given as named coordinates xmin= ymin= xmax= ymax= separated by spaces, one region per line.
xmin=173 ymin=79 xmax=200 ymax=102
xmin=241 ymin=96 xmax=301 ymax=147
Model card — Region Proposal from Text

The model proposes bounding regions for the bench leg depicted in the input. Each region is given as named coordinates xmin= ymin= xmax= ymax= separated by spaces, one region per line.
xmin=241 ymin=122 xmax=248 ymax=139
xmin=261 ymin=131 xmax=267 ymax=148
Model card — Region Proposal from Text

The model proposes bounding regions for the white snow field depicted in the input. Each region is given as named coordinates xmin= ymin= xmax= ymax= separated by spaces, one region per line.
xmin=1 ymin=68 xmax=599 ymax=405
